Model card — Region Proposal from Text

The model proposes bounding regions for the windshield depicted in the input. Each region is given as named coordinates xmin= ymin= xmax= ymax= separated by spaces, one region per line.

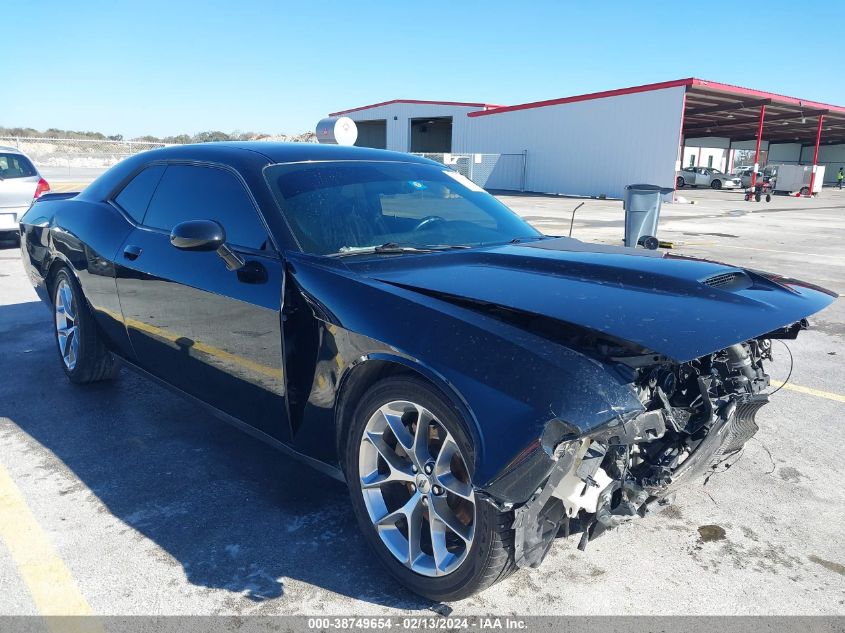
xmin=264 ymin=161 xmax=542 ymax=256
xmin=0 ymin=153 xmax=37 ymax=179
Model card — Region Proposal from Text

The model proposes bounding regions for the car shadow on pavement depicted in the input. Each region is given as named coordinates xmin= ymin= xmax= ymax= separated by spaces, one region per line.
xmin=0 ymin=301 xmax=432 ymax=612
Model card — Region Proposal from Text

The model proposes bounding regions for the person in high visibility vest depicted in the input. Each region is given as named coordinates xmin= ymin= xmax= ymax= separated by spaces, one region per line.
xmin=838 ymin=167 xmax=844 ymax=189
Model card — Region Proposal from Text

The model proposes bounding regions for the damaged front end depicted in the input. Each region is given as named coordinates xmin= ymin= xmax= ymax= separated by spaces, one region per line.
xmin=512 ymin=337 xmax=775 ymax=568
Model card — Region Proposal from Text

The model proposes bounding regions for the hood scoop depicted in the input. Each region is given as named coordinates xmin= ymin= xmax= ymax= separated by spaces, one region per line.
xmin=702 ymin=270 xmax=752 ymax=291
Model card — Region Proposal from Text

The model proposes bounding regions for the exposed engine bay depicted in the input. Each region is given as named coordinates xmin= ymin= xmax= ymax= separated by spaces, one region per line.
xmin=513 ymin=336 xmax=779 ymax=568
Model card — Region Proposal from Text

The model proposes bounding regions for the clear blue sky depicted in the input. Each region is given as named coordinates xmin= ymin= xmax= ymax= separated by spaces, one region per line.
xmin=3 ymin=0 xmax=840 ymax=138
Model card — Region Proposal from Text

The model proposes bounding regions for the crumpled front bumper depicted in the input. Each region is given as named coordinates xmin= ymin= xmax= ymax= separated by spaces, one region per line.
xmin=510 ymin=391 xmax=768 ymax=569
xmin=511 ymin=439 xmax=582 ymax=568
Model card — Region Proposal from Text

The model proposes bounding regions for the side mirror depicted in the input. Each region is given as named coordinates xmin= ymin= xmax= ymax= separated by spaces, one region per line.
xmin=170 ymin=220 xmax=225 ymax=251
xmin=170 ymin=219 xmax=244 ymax=271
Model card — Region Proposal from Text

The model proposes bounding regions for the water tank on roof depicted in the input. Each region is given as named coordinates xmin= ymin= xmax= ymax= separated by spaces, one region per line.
xmin=316 ymin=117 xmax=358 ymax=146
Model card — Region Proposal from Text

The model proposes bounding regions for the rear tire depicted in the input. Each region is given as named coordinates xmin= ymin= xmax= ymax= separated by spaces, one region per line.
xmin=676 ymin=176 xmax=685 ymax=188
xmin=52 ymin=268 xmax=118 ymax=384
xmin=345 ymin=376 xmax=517 ymax=601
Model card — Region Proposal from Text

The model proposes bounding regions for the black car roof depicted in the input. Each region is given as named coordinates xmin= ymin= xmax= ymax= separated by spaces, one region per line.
xmin=146 ymin=141 xmax=434 ymax=165
xmin=79 ymin=142 xmax=440 ymax=206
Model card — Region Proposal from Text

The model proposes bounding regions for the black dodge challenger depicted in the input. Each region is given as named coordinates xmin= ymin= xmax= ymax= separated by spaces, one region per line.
xmin=19 ymin=142 xmax=835 ymax=600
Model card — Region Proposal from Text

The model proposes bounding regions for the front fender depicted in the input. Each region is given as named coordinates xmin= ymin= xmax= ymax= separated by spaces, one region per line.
xmin=287 ymin=256 xmax=644 ymax=503
xmin=338 ymin=351 xmax=484 ymax=455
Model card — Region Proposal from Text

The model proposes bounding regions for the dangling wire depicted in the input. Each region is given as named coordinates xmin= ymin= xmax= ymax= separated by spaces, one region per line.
xmin=768 ymin=339 xmax=794 ymax=396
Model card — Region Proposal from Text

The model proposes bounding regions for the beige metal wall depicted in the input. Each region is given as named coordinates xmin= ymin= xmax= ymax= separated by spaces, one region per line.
xmin=455 ymin=86 xmax=687 ymax=198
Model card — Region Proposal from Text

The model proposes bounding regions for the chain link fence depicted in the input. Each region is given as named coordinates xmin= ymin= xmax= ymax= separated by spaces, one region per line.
xmin=0 ymin=137 xmax=171 ymax=179
xmin=412 ymin=152 xmax=527 ymax=192
xmin=1 ymin=139 xmax=530 ymax=191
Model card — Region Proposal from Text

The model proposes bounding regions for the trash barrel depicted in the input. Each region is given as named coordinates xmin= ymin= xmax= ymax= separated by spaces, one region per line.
xmin=623 ymin=184 xmax=674 ymax=249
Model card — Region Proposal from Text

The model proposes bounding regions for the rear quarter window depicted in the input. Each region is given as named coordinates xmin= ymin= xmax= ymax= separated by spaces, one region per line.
xmin=113 ymin=165 xmax=166 ymax=222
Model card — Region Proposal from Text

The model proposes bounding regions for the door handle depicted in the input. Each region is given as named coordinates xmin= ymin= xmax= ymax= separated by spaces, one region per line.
xmin=123 ymin=245 xmax=142 ymax=261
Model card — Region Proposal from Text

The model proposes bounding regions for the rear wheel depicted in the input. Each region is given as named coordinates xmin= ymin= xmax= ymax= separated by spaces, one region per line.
xmin=800 ymin=186 xmax=810 ymax=195
xmin=52 ymin=268 xmax=118 ymax=383
xmin=676 ymin=176 xmax=685 ymax=188
xmin=345 ymin=376 xmax=516 ymax=601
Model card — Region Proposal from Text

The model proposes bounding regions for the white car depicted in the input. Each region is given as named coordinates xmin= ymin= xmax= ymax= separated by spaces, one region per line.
xmin=676 ymin=166 xmax=742 ymax=189
xmin=0 ymin=146 xmax=50 ymax=245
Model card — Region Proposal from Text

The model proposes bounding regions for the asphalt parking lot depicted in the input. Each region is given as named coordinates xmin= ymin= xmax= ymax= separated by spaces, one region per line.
xmin=1 ymin=187 xmax=843 ymax=616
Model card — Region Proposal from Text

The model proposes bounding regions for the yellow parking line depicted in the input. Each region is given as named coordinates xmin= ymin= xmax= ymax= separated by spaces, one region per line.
xmin=0 ymin=463 xmax=100 ymax=627
xmin=770 ymin=379 xmax=845 ymax=403
xmin=48 ymin=183 xmax=89 ymax=193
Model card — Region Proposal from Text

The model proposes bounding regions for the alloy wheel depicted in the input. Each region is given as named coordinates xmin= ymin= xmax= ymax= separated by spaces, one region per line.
xmin=54 ymin=278 xmax=79 ymax=370
xmin=358 ymin=400 xmax=476 ymax=577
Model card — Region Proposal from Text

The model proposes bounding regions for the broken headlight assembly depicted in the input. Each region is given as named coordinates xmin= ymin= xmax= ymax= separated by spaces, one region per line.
xmin=513 ymin=337 xmax=775 ymax=569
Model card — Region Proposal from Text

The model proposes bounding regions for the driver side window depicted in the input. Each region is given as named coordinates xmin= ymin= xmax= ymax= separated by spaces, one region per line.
xmin=142 ymin=165 xmax=270 ymax=251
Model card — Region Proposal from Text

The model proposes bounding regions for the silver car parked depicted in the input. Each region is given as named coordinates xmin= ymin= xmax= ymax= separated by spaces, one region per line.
xmin=676 ymin=166 xmax=741 ymax=189
xmin=0 ymin=147 xmax=49 ymax=245
xmin=738 ymin=167 xmax=765 ymax=188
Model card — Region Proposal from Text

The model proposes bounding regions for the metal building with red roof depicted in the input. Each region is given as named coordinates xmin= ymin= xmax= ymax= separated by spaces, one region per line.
xmin=329 ymin=79 xmax=845 ymax=198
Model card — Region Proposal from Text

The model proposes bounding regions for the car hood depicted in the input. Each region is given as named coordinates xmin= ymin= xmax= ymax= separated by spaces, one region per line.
xmin=346 ymin=237 xmax=836 ymax=362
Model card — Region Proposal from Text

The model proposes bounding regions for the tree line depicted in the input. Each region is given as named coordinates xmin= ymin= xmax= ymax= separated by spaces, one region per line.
xmin=0 ymin=126 xmax=316 ymax=144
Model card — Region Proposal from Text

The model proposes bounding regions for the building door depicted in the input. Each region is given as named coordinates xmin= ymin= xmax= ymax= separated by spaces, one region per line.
xmin=409 ymin=117 xmax=453 ymax=152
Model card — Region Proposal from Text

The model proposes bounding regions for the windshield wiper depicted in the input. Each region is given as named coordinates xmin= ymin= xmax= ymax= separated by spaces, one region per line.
xmin=509 ymin=236 xmax=549 ymax=244
xmin=330 ymin=242 xmax=471 ymax=258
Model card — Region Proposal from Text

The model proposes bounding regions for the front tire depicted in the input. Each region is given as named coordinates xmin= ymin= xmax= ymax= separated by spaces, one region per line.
xmin=711 ymin=179 xmax=722 ymax=189
xmin=676 ymin=176 xmax=685 ymax=188
xmin=345 ymin=376 xmax=516 ymax=601
xmin=52 ymin=268 xmax=118 ymax=383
